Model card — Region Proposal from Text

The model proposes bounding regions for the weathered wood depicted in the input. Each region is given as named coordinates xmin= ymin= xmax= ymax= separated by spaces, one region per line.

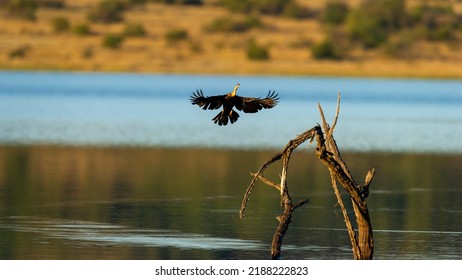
xmin=315 ymin=95 xmax=374 ymax=259
xmin=240 ymin=94 xmax=375 ymax=260
xmin=271 ymin=196 xmax=308 ymax=260
xmin=314 ymin=125 xmax=374 ymax=259
xmin=240 ymin=128 xmax=315 ymax=219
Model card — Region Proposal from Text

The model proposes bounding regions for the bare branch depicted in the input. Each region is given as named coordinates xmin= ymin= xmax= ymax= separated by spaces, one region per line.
xmin=241 ymin=94 xmax=374 ymax=259
xmin=364 ymin=168 xmax=376 ymax=188
xmin=252 ymin=173 xmax=281 ymax=191
xmin=240 ymin=128 xmax=315 ymax=219
xmin=293 ymin=199 xmax=309 ymax=209
xmin=240 ymin=152 xmax=283 ymax=218
xmin=328 ymin=92 xmax=341 ymax=140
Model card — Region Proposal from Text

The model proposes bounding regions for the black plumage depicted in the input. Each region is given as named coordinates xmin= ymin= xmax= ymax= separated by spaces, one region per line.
xmin=190 ymin=84 xmax=279 ymax=126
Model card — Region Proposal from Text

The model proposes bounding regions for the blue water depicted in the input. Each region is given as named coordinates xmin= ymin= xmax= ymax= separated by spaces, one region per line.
xmin=1 ymin=71 xmax=461 ymax=152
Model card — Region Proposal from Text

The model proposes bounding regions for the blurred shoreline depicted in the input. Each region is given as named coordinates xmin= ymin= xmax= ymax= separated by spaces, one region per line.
xmin=1 ymin=143 xmax=461 ymax=156
xmin=1 ymin=1 xmax=461 ymax=79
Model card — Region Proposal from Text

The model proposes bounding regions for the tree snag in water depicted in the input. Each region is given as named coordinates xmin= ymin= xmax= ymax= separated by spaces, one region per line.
xmin=240 ymin=93 xmax=375 ymax=260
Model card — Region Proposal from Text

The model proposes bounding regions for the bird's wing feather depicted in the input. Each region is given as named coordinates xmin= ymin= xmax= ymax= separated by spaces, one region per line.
xmin=190 ymin=89 xmax=226 ymax=110
xmin=235 ymin=90 xmax=279 ymax=113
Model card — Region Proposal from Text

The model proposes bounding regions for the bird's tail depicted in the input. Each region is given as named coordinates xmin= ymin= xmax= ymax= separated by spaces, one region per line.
xmin=229 ymin=110 xmax=239 ymax=124
xmin=212 ymin=110 xmax=239 ymax=126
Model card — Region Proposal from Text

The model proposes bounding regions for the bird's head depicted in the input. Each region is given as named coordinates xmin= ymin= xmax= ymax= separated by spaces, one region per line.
xmin=232 ymin=83 xmax=240 ymax=96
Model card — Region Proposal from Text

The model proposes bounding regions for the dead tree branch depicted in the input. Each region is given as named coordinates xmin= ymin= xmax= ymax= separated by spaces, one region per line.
xmin=240 ymin=128 xmax=313 ymax=259
xmin=240 ymin=93 xmax=375 ymax=260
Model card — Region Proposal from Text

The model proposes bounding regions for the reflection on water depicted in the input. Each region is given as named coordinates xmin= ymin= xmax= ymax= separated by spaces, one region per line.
xmin=2 ymin=216 xmax=264 ymax=251
xmin=0 ymin=146 xmax=461 ymax=259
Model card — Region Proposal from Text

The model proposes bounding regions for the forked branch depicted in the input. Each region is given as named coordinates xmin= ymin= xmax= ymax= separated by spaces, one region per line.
xmin=240 ymin=93 xmax=375 ymax=260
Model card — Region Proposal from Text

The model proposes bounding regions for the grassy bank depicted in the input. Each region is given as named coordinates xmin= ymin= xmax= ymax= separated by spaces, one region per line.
xmin=1 ymin=0 xmax=461 ymax=78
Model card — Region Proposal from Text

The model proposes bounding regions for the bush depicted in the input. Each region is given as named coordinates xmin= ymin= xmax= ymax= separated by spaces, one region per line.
xmin=220 ymin=0 xmax=252 ymax=13
xmin=125 ymin=0 xmax=147 ymax=5
xmin=368 ymin=0 xmax=406 ymax=32
xmin=123 ymin=23 xmax=146 ymax=37
xmin=346 ymin=0 xmax=407 ymax=48
xmin=162 ymin=0 xmax=202 ymax=4
xmin=175 ymin=0 xmax=202 ymax=4
xmin=246 ymin=39 xmax=269 ymax=60
xmin=207 ymin=15 xmax=261 ymax=33
xmin=102 ymin=33 xmax=124 ymax=49
xmin=220 ymin=0 xmax=300 ymax=16
xmin=36 ymin=0 xmax=65 ymax=8
xmin=72 ymin=24 xmax=91 ymax=36
xmin=50 ymin=16 xmax=69 ymax=33
xmin=283 ymin=1 xmax=312 ymax=19
xmin=88 ymin=0 xmax=126 ymax=23
xmin=424 ymin=26 xmax=454 ymax=41
xmin=311 ymin=38 xmax=342 ymax=60
xmin=253 ymin=0 xmax=289 ymax=15
xmin=346 ymin=9 xmax=387 ymax=48
xmin=323 ymin=1 xmax=349 ymax=25
xmin=5 ymin=0 xmax=37 ymax=21
xmin=409 ymin=5 xmax=460 ymax=42
xmin=165 ymin=28 xmax=188 ymax=44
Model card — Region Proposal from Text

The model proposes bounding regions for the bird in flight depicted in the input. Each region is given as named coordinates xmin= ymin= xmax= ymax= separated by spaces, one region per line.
xmin=190 ymin=84 xmax=279 ymax=126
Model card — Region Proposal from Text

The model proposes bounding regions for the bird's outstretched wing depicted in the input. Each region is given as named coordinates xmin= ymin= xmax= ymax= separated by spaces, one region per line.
xmin=190 ymin=89 xmax=226 ymax=110
xmin=235 ymin=90 xmax=279 ymax=113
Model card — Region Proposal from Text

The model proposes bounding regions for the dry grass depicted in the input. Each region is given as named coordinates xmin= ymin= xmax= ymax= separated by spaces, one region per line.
xmin=0 ymin=0 xmax=461 ymax=78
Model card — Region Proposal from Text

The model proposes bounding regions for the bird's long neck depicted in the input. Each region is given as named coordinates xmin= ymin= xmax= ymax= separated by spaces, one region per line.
xmin=231 ymin=84 xmax=240 ymax=97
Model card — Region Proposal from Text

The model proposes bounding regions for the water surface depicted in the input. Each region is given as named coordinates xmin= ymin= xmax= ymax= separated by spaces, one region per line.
xmin=0 ymin=71 xmax=461 ymax=259
xmin=0 ymin=146 xmax=460 ymax=259
xmin=0 ymin=71 xmax=461 ymax=152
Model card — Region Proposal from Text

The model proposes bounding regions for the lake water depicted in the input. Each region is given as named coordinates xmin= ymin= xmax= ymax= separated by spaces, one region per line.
xmin=0 ymin=147 xmax=461 ymax=260
xmin=0 ymin=71 xmax=461 ymax=152
xmin=0 ymin=71 xmax=461 ymax=260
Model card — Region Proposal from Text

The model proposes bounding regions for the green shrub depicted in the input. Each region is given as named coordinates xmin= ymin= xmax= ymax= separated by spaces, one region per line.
xmin=123 ymin=23 xmax=146 ymax=37
xmin=102 ymin=33 xmax=124 ymax=49
xmin=36 ymin=0 xmax=65 ymax=8
xmin=51 ymin=16 xmax=69 ymax=33
xmin=125 ymin=0 xmax=147 ymax=5
xmin=88 ymin=0 xmax=126 ymax=23
xmin=220 ymin=0 xmax=298 ymax=16
xmin=207 ymin=15 xmax=261 ymax=33
xmin=220 ymin=0 xmax=252 ymax=13
xmin=175 ymin=0 xmax=202 ymax=4
xmin=311 ymin=38 xmax=342 ymax=60
xmin=346 ymin=0 xmax=407 ymax=48
xmin=346 ymin=9 xmax=387 ymax=48
xmin=347 ymin=10 xmax=387 ymax=48
xmin=369 ymin=0 xmax=406 ymax=32
xmin=5 ymin=0 xmax=37 ymax=21
xmin=283 ymin=1 xmax=312 ymax=19
xmin=165 ymin=28 xmax=188 ymax=43
xmin=246 ymin=39 xmax=269 ymax=60
xmin=409 ymin=5 xmax=460 ymax=42
xmin=323 ymin=1 xmax=349 ymax=25
xmin=424 ymin=26 xmax=454 ymax=41
xmin=253 ymin=0 xmax=289 ymax=15
xmin=161 ymin=0 xmax=202 ymax=4
xmin=72 ymin=24 xmax=91 ymax=36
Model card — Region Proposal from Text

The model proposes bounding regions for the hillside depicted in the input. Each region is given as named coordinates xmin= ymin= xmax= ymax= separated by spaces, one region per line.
xmin=1 ymin=0 xmax=461 ymax=78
